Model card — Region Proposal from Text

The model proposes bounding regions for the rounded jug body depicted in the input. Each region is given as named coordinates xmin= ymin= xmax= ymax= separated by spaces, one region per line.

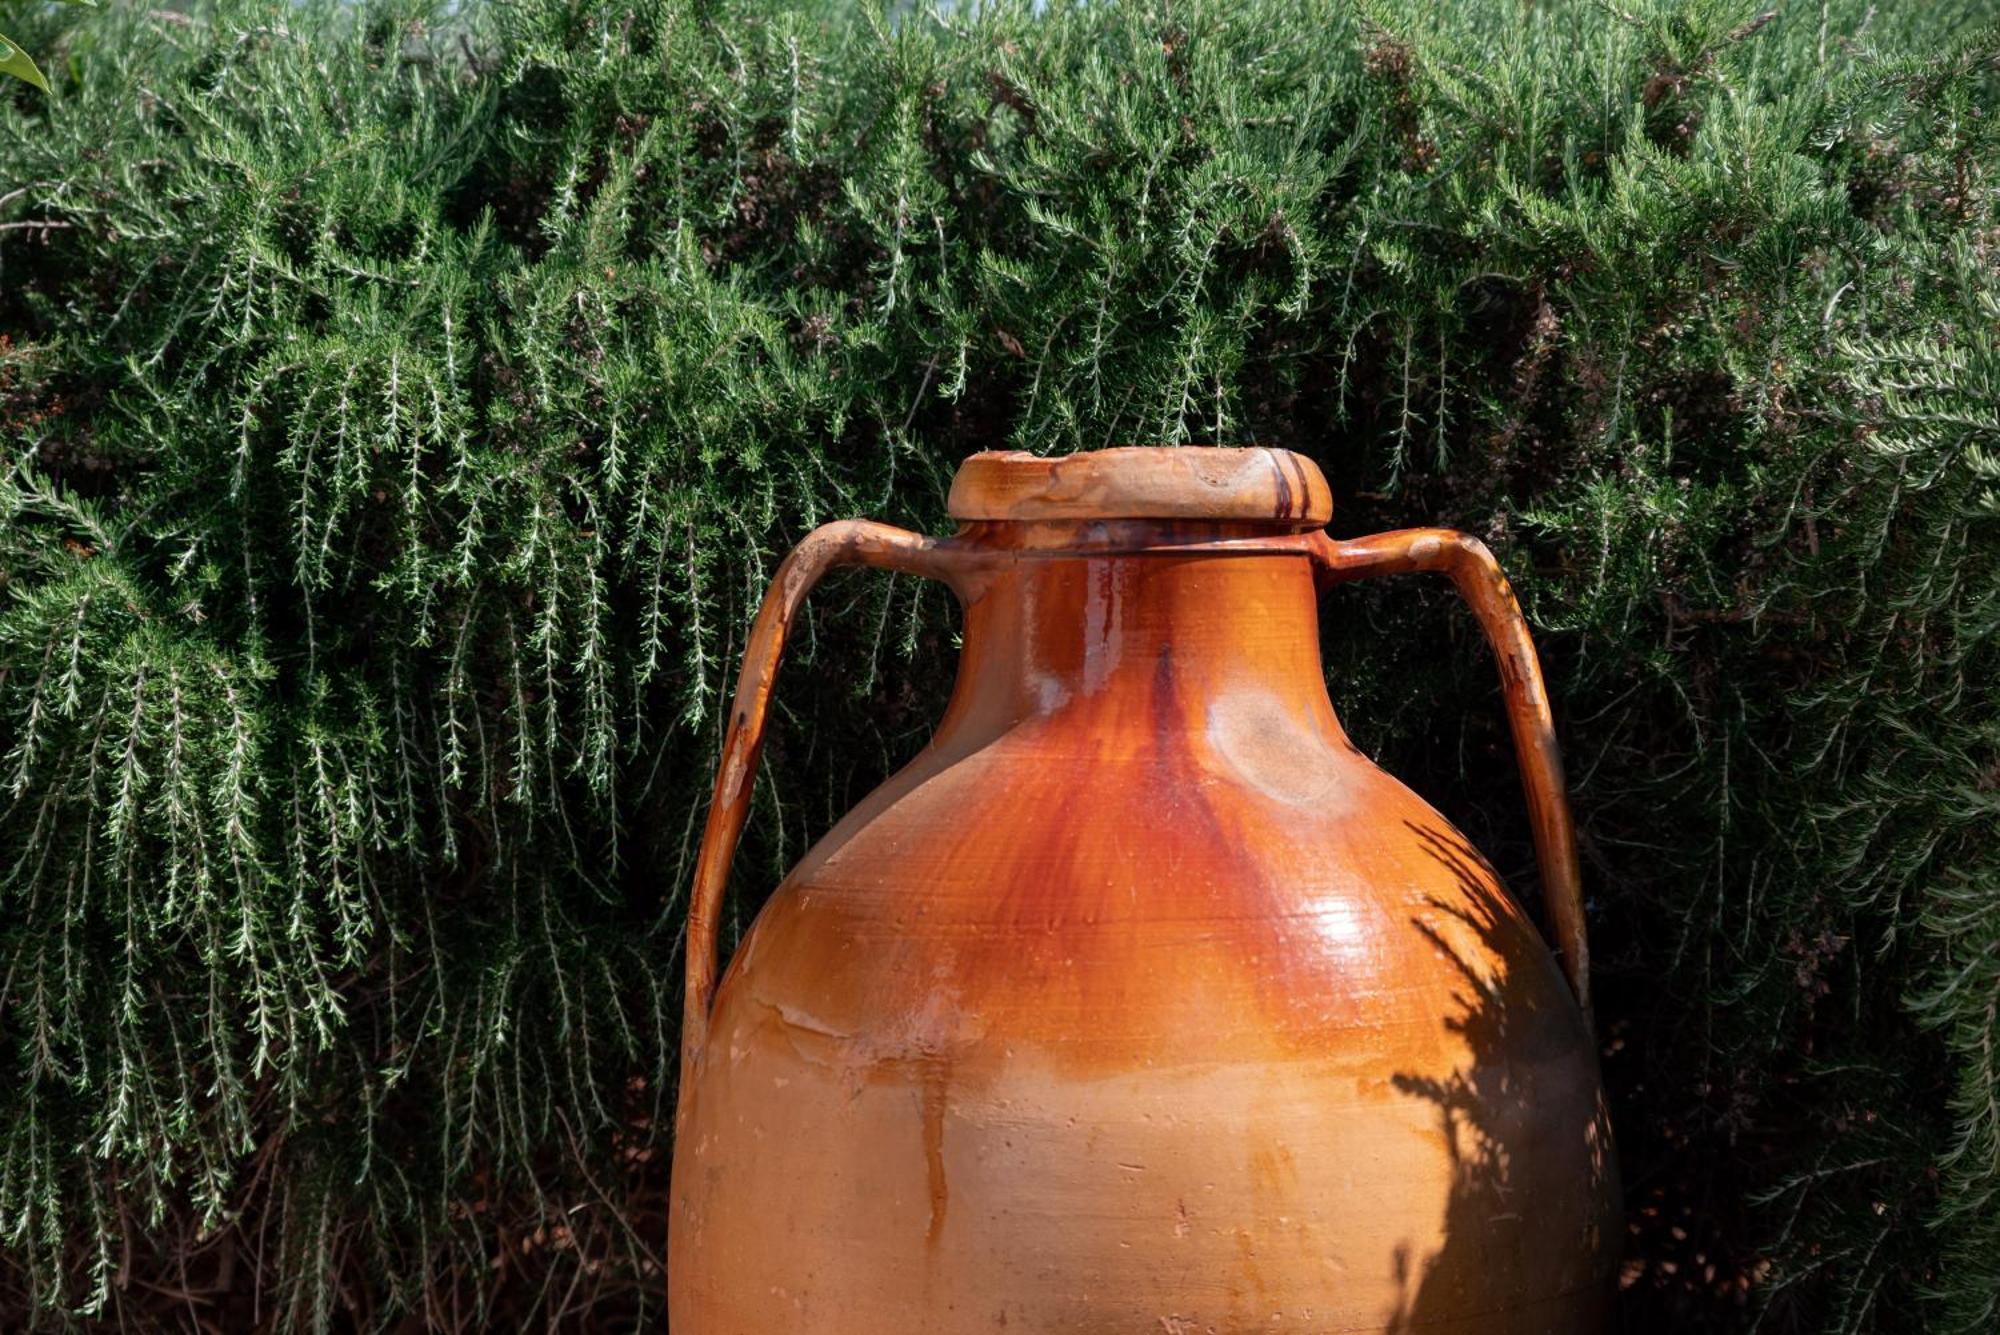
xmin=669 ymin=449 xmax=1619 ymax=1332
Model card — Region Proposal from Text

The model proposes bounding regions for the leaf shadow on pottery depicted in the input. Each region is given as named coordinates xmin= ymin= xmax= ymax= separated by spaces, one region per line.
xmin=1382 ymin=820 xmax=1620 ymax=1333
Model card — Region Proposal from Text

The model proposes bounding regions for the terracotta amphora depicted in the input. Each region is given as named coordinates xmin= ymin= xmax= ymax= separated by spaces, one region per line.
xmin=669 ymin=447 xmax=1619 ymax=1333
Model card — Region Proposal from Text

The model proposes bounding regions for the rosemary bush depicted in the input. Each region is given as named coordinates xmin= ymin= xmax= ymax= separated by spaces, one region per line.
xmin=1 ymin=0 xmax=1996 ymax=1328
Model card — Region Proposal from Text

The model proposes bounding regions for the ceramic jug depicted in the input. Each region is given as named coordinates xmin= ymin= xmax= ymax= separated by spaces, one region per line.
xmin=669 ymin=447 xmax=1618 ymax=1332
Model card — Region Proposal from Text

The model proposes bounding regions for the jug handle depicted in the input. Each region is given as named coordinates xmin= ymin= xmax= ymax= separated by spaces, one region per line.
xmin=679 ymin=520 xmax=971 ymax=1081
xmin=1309 ymin=528 xmax=1592 ymax=1021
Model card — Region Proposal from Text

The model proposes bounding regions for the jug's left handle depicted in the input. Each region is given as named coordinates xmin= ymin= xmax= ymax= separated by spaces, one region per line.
xmin=680 ymin=520 xmax=973 ymax=1089
xmin=1309 ymin=528 xmax=1592 ymax=1022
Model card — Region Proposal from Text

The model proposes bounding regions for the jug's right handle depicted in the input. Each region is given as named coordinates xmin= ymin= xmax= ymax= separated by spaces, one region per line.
xmin=1309 ymin=528 xmax=1591 ymax=1021
xmin=678 ymin=520 xmax=974 ymax=1097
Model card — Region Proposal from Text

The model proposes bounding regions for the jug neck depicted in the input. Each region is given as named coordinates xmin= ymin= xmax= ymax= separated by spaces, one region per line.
xmin=932 ymin=522 xmax=1345 ymax=750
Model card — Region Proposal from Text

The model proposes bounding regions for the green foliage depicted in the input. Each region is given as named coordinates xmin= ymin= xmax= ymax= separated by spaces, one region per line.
xmin=3 ymin=2 xmax=98 ymax=92
xmin=0 ymin=31 xmax=51 ymax=92
xmin=0 ymin=0 xmax=1996 ymax=1328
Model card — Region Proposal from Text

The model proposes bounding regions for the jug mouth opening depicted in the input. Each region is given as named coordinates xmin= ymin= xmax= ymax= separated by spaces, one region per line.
xmin=948 ymin=447 xmax=1331 ymax=531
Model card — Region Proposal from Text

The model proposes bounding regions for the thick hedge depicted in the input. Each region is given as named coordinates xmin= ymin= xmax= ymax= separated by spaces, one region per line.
xmin=2 ymin=0 xmax=1997 ymax=1329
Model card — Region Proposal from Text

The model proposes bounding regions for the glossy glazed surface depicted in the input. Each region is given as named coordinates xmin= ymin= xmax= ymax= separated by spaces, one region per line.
xmin=669 ymin=450 xmax=1617 ymax=1332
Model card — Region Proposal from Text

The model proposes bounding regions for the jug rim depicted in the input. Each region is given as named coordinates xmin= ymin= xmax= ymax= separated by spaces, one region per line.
xmin=948 ymin=447 xmax=1331 ymax=528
